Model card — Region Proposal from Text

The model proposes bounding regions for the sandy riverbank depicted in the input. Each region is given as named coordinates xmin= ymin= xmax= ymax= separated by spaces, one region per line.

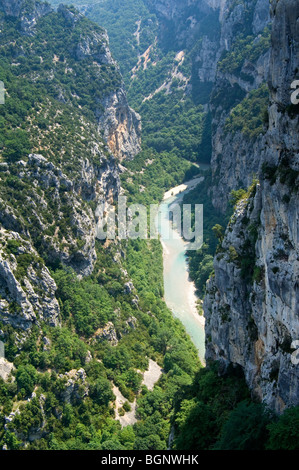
xmin=163 ymin=176 xmax=204 ymax=201
xmin=158 ymin=175 xmax=206 ymax=361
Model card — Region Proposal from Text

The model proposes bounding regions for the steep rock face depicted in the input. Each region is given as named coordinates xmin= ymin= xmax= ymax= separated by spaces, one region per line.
xmin=58 ymin=4 xmax=142 ymax=161
xmin=58 ymin=4 xmax=142 ymax=162
xmin=146 ymin=0 xmax=193 ymax=22
xmin=147 ymin=0 xmax=222 ymax=83
xmin=0 ymin=1 xmax=141 ymax=329
xmin=0 ymin=357 xmax=15 ymax=381
xmin=209 ymin=0 xmax=271 ymax=212
xmin=98 ymin=88 xmax=142 ymax=162
xmin=0 ymin=0 xmax=24 ymax=16
xmin=204 ymin=0 xmax=299 ymax=413
xmin=0 ymin=228 xmax=60 ymax=329
xmin=19 ymin=154 xmax=119 ymax=277
xmin=0 ymin=150 xmax=119 ymax=328
xmin=0 ymin=0 xmax=52 ymax=33
xmin=146 ymin=0 xmax=270 ymax=85
xmin=0 ymin=1 xmax=141 ymax=161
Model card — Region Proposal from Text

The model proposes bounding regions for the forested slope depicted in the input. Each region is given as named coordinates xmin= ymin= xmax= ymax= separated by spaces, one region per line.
xmin=0 ymin=0 xmax=200 ymax=450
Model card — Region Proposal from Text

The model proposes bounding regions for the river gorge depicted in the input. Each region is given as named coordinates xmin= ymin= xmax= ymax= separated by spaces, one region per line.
xmin=157 ymin=176 xmax=206 ymax=363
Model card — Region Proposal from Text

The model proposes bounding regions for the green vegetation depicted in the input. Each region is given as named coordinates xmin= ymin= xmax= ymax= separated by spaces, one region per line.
xmin=224 ymin=84 xmax=269 ymax=139
xmin=266 ymin=407 xmax=299 ymax=450
xmin=0 ymin=7 xmax=119 ymax=169
xmin=77 ymin=0 xmax=213 ymax=166
xmin=218 ymin=26 xmax=271 ymax=75
xmin=0 ymin=238 xmax=201 ymax=450
xmin=173 ymin=363 xmax=299 ymax=450
xmin=0 ymin=0 xmax=298 ymax=453
xmin=218 ymin=180 xmax=261 ymax=283
xmin=182 ymin=171 xmax=232 ymax=296
xmin=173 ymin=365 xmax=250 ymax=450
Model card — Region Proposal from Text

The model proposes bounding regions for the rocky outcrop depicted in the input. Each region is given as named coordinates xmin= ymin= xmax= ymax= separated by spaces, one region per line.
xmin=146 ymin=0 xmax=187 ymax=20
xmin=0 ymin=0 xmax=23 ymax=16
xmin=98 ymin=89 xmax=142 ymax=162
xmin=60 ymin=368 xmax=89 ymax=404
xmin=0 ymin=154 xmax=119 ymax=281
xmin=0 ymin=1 xmax=141 ymax=332
xmin=146 ymin=0 xmax=270 ymax=83
xmin=0 ymin=357 xmax=15 ymax=381
xmin=94 ymin=322 xmax=119 ymax=346
xmin=59 ymin=5 xmax=142 ymax=161
xmin=0 ymin=228 xmax=60 ymax=329
xmin=145 ymin=1 xmax=271 ymax=210
xmin=0 ymin=0 xmax=52 ymax=34
xmin=22 ymin=153 xmax=119 ymax=278
xmin=204 ymin=0 xmax=299 ymax=413
xmin=147 ymin=0 xmax=271 ymax=191
xmin=208 ymin=0 xmax=271 ymax=211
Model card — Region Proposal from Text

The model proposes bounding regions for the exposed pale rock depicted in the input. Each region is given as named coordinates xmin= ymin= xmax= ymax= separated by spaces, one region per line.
xmin=98 ymin=89 xmax=142 ymax=161
xmin=126 ymin=316 xmax=137 ymax=330
xmin=0 ymin=0 xmax=25 ymax=17
xmin=253 ymin=0 xmax=270 ymax=34
xmin=0 ymin=357 xmax=15 ymax=381
xmin=0 ymin=229 xmax=60 ymax=330
xmin=209 ymin=0 xmax=271 ymax=212
xmin=0 ymin=0 xmax=52 ymax=34
xmin=61 ymin=368 xmax=88 ymax=404
xmin=124 ymin=281 xmax=134 ymax=295
xmin=85 ymin=350 xmax=92 ymax=364
xmin=205 ymin=0 xmax=299 ymax=413
xmin=42 ymin=336 xmax=51 ymax=351
xmin=95 ymin=322 xmax=118 ymax=346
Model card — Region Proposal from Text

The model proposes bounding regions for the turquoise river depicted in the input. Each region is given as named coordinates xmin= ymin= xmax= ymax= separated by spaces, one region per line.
xmin=157 ymin=177 xmax=206 ymax=363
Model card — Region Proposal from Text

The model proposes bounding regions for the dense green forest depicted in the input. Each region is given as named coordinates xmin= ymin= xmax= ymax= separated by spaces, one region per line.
xmin=0 ymin=3 xmax=201 ymax=449
xmin=0 ymin=238 xmax=202 ymax=450
xmin=0 ymin=0 xmax=298 ymax=451
xmin=55 ymin=0 xmax=299 ymax=452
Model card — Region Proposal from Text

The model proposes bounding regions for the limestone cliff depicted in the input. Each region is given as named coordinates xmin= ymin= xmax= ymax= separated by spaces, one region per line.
xmin=0 ymin=0 xmax=52 ymax=33
xmin=147 ymin=0 xmax=271 ymax=194
xmin=58 ymin=3 xmax=141 ymax=162
xmin=204 ymin=0 xmax=299 ymax=413
xmin=0 ymin=1 xmax=140 ymax=329
xmin=209 ymin=0 xmax=271 ymax=212
xmin=98 ymin=87 xmax=142 ymax=162
xmin=0 ymin=1 xmax=141 ymax=161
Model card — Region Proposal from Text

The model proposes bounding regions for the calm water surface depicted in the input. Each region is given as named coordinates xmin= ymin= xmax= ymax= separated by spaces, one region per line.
xmin=157 ymin=180 xmax=206 ymax=363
